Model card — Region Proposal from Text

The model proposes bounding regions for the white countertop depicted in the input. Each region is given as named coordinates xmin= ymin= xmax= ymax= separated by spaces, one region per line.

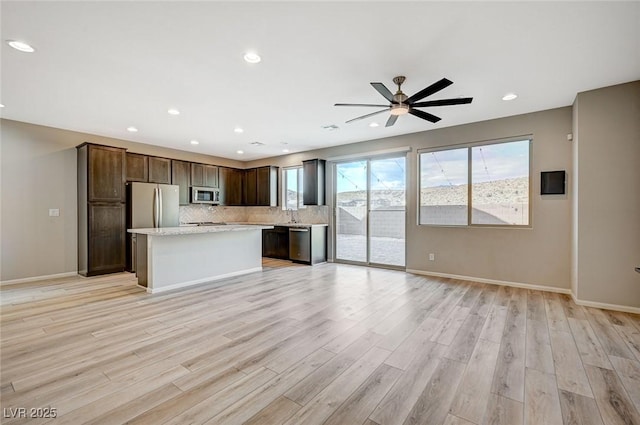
xmin=128 ymin=224 xmax=273 ymax=236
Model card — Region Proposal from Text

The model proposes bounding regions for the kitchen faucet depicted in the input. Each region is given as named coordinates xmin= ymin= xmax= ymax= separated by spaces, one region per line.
xmin=287 ymin=208 xmax=297 ymax=223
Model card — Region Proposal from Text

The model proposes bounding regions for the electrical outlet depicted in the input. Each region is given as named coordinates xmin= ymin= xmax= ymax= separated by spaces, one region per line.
xmin=429 ymin=253 xmax=435 ymax=261
xmin=49 ymin=208 xmax=60 ymax=217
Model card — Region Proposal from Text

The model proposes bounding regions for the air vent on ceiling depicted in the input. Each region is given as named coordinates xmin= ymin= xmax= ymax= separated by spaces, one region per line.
xmin=322 ymin=124 xmax=339 ymax=131
xmin=250 ymin=141 xmax=265 ymax=146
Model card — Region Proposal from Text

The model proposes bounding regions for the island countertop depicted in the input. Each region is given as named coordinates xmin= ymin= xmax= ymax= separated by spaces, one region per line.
xmin=128 ymin=224 xmax=274 ymax=236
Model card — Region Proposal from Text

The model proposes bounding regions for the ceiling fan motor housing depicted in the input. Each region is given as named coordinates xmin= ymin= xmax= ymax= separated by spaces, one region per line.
xmin=392 ymin=76 xmax=408 ymax=102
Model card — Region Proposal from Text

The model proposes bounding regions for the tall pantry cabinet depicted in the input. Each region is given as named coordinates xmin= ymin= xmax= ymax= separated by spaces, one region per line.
xmin=77 ymin=143 xmax=127 ymax=276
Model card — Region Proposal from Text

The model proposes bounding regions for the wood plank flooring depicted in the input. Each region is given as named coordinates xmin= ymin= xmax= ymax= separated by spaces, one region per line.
xmin=1 ymin=261 xmax=640 ymax=424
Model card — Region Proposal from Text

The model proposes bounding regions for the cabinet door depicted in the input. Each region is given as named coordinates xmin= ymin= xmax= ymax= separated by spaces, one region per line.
xmin=262 ymin=229 xmax=276 ymax=257
xmin=88 ymin=203 xmax=125 ymax=274
xmin=244 ymin=168 xmax=257 ymax=206
xmin=219 ymin=167 xmax=243 ymax=206
xmin=171 ymin=160 xmax=191 ymax=205
xmin=275 ymin=227 xmax=290 ymax=259
xmin=205 ymin=165 xmax=219 ymax=188
xmin=88 ymin=145 xmax=126 ymax=202
xmin=148 ymin=157 xmax=171 ymax=184
xmin=126 ymin=152 xmax=148 ymax=182
xmin=191 ymin=163 xmax=205 ymax=187
xmin=256 ymin=166 xmax=278 ymax=206
xmin=303 ymin=159 xmax=326 ymax=205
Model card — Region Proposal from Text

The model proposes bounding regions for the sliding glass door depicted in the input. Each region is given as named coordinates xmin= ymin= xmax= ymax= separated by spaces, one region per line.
xmin=334 ymin=156 xmax=406 ymax=268
xmin=335 ymin=161 xmax=368 ymax=262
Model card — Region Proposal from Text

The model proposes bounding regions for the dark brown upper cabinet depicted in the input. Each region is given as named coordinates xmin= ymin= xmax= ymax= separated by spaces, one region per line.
xmin=303 ymin=159 xmax=325 ymax=205
xmin=191 ymin=163 xmax=219 ymax=188
xmin=219 ymin=167 xmax=243 ymax=206
xmin=125 ymin=152 xmax=148 ymax=182
xmin=171 ymin=160 xmax=191 ymax=205
xmin=148 ymin=156 xmax=171 ymax=184
xmin=257 ymin=166 xmax=278 ymax=207
xmin=243 ymin=168 xmax=258 ymax=206
xmin=243 ymin=166 xmax=278 ymax=206
xmin=83 ymin=144 xmax=126 ymax=203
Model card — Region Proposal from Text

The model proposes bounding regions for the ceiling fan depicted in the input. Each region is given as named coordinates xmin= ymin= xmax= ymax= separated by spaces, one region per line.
xmin=335 ymin=76 xmax=473 ymax=127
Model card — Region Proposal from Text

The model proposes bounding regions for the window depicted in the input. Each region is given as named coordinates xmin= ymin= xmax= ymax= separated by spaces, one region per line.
xmin=419 ymin=138 xmax=530 ymax=226
xmin=283 ymin=167 xmax=304 ymax=210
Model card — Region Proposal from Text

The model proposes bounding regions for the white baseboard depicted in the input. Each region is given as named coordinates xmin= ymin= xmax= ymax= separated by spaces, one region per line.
xmin=0 ymin=271 xmax=79 ymax=286
xmin=570 ymin=293 xmax=640 ymax=314
xmin=406 ymin=269 xmax=572 ymax=294
xmin=145 ymin=267 xmax=263 ymax=294
xmin=406 ymin=268 xmax=640 ymax=314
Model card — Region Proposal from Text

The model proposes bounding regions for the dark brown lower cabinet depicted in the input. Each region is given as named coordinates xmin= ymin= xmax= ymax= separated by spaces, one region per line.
xmin=82 ymin=203 xmax=126 ymax=276
xmin=262 ymin=226 xmax=289 ymax=259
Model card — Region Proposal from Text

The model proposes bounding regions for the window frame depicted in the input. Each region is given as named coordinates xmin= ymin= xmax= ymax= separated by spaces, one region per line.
xmin=282 ymin=166 xmax=305 ymax=210
xmin=418 ymin=136 xmax=533 ymax=228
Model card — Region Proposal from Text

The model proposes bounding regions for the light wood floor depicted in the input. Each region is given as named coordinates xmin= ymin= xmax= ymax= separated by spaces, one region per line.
xmin=1 ymin=262 xmax=639 ymax=425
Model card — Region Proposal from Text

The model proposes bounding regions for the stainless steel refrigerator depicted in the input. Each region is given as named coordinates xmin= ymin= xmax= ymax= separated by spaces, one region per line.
xmin=126 ymin=182 xmax=180 ymax=272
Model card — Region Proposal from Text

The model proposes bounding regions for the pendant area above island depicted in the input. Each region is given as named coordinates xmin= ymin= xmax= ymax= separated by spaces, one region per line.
xmin=128 ymin=224 xmax=273 ymax=293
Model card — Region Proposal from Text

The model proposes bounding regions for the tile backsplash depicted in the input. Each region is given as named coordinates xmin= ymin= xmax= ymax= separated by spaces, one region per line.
xmin=179 ymin=205 xmax=329 ymax=225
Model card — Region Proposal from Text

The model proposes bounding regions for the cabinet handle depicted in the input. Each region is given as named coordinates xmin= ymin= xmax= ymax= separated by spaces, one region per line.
xmin=290 ymin=228 xmax=309 ymax=232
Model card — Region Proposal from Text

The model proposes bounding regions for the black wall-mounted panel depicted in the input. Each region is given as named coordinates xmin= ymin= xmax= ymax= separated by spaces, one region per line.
xmin=541 ymin=170 xmax=566 ymax=195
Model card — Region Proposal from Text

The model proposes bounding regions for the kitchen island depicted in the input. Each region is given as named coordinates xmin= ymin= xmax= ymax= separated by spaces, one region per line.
xmin=128 ymin=224 xmax=273 ymax=293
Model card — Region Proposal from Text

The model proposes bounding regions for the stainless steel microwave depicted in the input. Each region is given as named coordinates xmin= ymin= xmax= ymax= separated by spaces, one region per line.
xmin=191 ymin=187 xmax=220 ymax=204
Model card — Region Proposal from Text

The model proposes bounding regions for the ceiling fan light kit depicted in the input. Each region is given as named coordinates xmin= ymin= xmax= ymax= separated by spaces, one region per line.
xmin=390 ymin=104 xmax=409 ymax=116
xmin=335 ymin=75 xmax=473 ymax=127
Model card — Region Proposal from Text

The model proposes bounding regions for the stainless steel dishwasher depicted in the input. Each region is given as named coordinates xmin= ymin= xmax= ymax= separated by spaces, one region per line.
xmin=289 ymin=227 xmax=311 ymax=263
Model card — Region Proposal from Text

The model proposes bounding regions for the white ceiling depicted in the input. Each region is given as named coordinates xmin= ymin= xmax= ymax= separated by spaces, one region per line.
xmin=1 ymin=2 xmax=639 ymax=161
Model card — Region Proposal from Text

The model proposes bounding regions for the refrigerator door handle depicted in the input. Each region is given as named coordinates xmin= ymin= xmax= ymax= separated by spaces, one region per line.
xmin=153 ymin=188 xmax=159 ymax=228
xmin=159 ymin=188 xmax=163 ymax=227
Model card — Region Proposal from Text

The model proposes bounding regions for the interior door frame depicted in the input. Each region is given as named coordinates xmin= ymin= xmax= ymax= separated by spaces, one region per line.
xmin=331 ymin=153 xmax=407 ymax=270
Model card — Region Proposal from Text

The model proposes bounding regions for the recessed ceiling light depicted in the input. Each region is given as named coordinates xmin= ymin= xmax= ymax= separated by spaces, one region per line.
xmin=0 ymin=104 xmax=4 ymax=108
xmin=7 ymin=40 xmax=35 ymax=53
xmin=282 ymin=149 xmax=290 ymax=153
xmin=168 ymin=108 xmax=180 ymax=115
xmin=127 ymin=126 xmax=138 ymax=132
xmin=502 ymin=93 xmax=518 ymax=101
xmin=237 ymin=150 xmax=244 ymax=154
xmin=243 ymin=52 xmax=261 ymax=64
xmin=234 ymin=127 xmax=244 ymax=133
xmin=369 ymin=122 xmax=379 ymax=128
xmin=190 ymin=140 xmax=199 ymax=145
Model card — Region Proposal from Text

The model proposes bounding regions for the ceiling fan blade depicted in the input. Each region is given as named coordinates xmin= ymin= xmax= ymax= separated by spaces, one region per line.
xmin=370 ymin=82 xmax=395 ymax=103
xmin=409 ymin=108 xmax=441 ymax=123
xmin=406 ymin=78 xmax=453 ymax=104
xmin=345 ymin=109 xmax=389 ymax=124
xmin=385 ymin=115 xmax=398 ymax=127
xmin=411 ymin=97 xmax=473 ymax=107
xmin=334 ymin=103 xmax=390 ymax=107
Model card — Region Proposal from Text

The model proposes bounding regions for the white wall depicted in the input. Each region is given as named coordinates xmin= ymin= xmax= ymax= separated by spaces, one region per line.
xmin=0 ymin=119 xmax=243 ymax=281
xmin=573 ymin=81 xmax=640 ymax=308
